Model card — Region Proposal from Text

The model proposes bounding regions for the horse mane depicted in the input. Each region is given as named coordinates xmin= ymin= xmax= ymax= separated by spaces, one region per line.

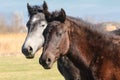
xmin=66 ymin=16 xmax=120 ymax=43
xmin=67 ymin=16 xmax=94 ymax=28
xmin=47 ymin=9 xmax=120 ymax=43
xmin=49 ymin=9 xmax=120 ymax=42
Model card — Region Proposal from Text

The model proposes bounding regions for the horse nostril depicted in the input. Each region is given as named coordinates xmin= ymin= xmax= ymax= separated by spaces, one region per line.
xmin=22 ymin=47 xmax=28 ymax=54
xmin=46 ymin=57 xmax=51 ymax=65
xmin=28 ymin=46 xmax=33 ymax=53
xmin=48 ymin=58 xmax=51 ymax=63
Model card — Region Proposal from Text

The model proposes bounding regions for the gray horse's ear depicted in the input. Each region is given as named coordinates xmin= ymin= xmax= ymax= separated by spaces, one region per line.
xmin=27 ymin=3 xmax=33 ymax=16
xmin=59 ymin=8 xmax=66 ymax=23
xmin=43 ymin=1 xmax=48 ymax=10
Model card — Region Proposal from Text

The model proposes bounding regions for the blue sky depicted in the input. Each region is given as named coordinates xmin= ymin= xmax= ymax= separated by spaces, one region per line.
xmin=0 ymin=0 xmax=120 ymax=24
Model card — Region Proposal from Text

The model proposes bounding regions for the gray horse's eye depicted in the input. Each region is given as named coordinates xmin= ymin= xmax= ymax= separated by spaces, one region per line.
xmin=42 ymin=24 xmax=45 ymax=27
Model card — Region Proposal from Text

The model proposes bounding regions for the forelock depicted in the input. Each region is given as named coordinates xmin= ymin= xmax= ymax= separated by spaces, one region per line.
xmin=29 ymin=13 xmax=46 ymax=24
xmin=33 ymin=5 xmax=43 ymax=10
xmin=28 ymin=5 xmax=44 ymax=17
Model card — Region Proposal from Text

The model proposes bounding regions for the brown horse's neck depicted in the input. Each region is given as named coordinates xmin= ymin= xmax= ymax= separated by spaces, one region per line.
xmin=67 ymin=20 xmax=93 ymax=69
xmin=65 ymin=17 xmax=97 ymax=80
xmin=66 ymin=17 xmax=120 ymax=69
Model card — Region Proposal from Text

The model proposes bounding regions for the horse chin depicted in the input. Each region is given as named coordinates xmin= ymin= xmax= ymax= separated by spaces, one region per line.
xmin=43 ymin=65 xmax=51 ymax=69
xmin=26 ymin=54 xmax=35 ymax=59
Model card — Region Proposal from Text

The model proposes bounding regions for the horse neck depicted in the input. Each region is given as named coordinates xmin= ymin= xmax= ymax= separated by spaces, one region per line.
xmin=66 ymin=17 xmax=118 ymax=68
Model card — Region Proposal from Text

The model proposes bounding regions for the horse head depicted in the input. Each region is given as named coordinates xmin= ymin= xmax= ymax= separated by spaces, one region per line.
xmin=22 ymin=1 xmax=49 ymax=59
xmin=40 ymin=9 xmax=70 ymax=69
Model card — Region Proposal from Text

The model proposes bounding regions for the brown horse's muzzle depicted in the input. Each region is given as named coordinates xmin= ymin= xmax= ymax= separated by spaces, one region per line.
xmin=39 ymin=52 xmax=55 ymax=69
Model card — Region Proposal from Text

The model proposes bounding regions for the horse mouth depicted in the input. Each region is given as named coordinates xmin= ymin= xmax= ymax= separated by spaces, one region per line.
xmin=26 ymin=55 xmax=34 ymax=59
xmin=42 ymin=64 xmax=51 ymax=69
xmin=39 ymin=60 xmax=52 ymax=69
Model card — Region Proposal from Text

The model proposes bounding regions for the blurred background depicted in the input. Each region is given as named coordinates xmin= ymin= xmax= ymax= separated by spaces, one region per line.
xmin=0 ymin=0 xmax=120 ymax=80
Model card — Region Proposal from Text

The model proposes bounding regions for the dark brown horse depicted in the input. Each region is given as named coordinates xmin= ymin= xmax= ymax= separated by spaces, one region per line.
xmin=22 ymin=1 xmax=81 ymax=80
xmin=40 ymin=9 xmax=120 ymax=80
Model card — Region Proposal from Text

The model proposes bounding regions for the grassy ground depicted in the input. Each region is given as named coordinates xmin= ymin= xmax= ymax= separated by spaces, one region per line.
xmin=0 ymin=33 xmax=64 ymax=80
xmin=0 ymin=56 xmax=64 ymax=80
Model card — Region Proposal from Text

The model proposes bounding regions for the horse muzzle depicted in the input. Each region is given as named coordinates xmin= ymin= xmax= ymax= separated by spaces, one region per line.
xmin=39 ymin=56 xmax=53 ymax=69
xmin=22 ymin=46 xmax=34 ymax=59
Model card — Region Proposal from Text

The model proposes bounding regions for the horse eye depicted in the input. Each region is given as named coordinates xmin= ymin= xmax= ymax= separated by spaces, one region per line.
xmin=56 ymin=32 xmax=62 ymax=36
xmin=42 ymin=24 xmax=45 ymax=27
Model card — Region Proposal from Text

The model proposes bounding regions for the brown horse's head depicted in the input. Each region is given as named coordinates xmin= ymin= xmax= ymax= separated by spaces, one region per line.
xmin=40 ymin=9 xmax=70 ymax=69
xmin=22 ymin=1 xmax=50 ymax=59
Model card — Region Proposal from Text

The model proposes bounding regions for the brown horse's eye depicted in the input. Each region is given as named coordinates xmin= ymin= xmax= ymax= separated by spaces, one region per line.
xmin=56 ymin=32 xmax=62 ymax=36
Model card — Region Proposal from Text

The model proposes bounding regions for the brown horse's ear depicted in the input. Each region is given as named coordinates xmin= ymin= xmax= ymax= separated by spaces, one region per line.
xmin=43 ymin=1 xmax=48 ymax=10
xmin=59 ymin=8 xmax=66 ymax=23
xmin=27 ymin=3 xmax=33 ymax=16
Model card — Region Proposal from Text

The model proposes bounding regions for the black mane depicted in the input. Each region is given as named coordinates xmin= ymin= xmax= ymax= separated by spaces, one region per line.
xmin=27 ymin=5 xmax=44 ymax=17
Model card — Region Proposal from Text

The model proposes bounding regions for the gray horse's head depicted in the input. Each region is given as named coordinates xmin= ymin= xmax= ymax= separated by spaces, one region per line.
xmin=22 ymin=1 xmax=49 ymax=59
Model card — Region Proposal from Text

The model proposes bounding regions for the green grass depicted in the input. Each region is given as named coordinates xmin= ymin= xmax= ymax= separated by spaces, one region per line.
xmin=0 ymin=55 xmax=64 ymax=80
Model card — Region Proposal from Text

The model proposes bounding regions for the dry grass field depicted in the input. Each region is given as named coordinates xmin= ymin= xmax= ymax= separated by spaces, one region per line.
xmin=0 ymin=33 xmax=26 ymax=56
xmin=0 ymin=33 xmax=64 ymax=80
